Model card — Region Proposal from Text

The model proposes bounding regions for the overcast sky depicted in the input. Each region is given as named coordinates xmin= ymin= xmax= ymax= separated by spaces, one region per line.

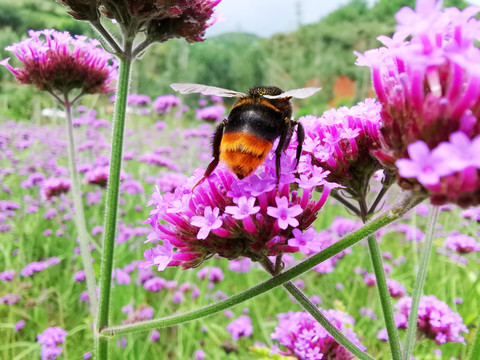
xmin=206 ymin=0 xmax=480 ymax=38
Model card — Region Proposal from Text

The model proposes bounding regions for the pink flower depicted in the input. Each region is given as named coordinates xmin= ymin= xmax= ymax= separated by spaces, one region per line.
xmin=2 ymin=29 xmax=117 ymax=96
xmin=267 ymin=196 xmax=303 ymax=230
xmin=191 ymin=206 xmax=223 ymax=239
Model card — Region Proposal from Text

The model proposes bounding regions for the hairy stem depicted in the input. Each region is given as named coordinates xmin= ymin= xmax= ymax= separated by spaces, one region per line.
xmin=261 ymin=258 xmax=373 ymax=360
xmin=63 ymin=96 xmax=98 ymax=318
xmin=366 ymin=234 xmax=402 ymax=359
xmin=402 ymin=205 xmax=439 ymax=360
xmin=95 ymin=47 xmax=133 ymax=358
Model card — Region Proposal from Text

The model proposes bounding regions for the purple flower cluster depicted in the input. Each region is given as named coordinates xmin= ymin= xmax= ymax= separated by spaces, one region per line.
xmin=37 ymin=326 xmax=68 ymax=360
xmin=41 ymin=177 xmax=71 ymax=199
xmin=226 ymin=315 xmax=253 ymax=341
xmin=356 ymin=1 xmax=480 ymax=206
xmin=153 ymin=94 xmax=181 ymax=115
xmin=270 ymin=309 xmax=365 ymax=360
xmin=142 ymin=146 xmax=332 ymax=269
xmin=21 ymin=257 xmax=60 ymax=276
xmin=393 ymin=295 xmax=468 ymax=345
xmin=195 ymin=104 xmax=225 ymax=123
xmin=298 ymin=99 xmax=382 ymax=193
xmin=444 ymin=232 xmax=480 ymax=253
xmin=1 ymin=29 xmax=117 ymax=95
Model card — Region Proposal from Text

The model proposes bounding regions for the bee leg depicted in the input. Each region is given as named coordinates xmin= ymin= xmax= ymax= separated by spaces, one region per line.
xmin=274 ymin=130 xmax=288 ymax=192
xmin=294 ymin=121 xmax=305 ymax=169
xmin=192 ymin=120 xmax=226 ymax=192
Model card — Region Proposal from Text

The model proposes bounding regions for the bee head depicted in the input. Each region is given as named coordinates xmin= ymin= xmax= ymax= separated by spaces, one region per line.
xmin=247 ymin=86 xmax=283 ymax=98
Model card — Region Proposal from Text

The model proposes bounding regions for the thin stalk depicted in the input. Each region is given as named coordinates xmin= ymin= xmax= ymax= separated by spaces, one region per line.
xmin=331 ymin=191 xmax=361 ymax=216
xmin=64 ymin=96 xmax=98 ymax=317
xmin=90 ymin=20 xmax=123 ymax=55
xmin=95 ymin=48 xmax=133 ymax=357
xmin=468 ymin=316 xmax=480 ymax=360
xmin=100 ymin=190 xmax=426 ymax=337
xmin=402 ymin=205 xmax=439 ymax=360
xmin=261 ymin=258 xmax=372 ymax=360
xmin=359 ymin=191 xmax=402 ymax=360
xmin=366 ymin=234 xmax=402 ymax=359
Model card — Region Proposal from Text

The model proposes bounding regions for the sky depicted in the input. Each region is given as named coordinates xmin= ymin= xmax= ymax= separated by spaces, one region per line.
xmin=206 ymin=0 xmax=480 ymax=38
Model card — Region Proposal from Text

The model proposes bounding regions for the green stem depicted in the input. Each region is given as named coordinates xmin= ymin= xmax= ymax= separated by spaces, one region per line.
xmin=63 ymin=97 xmax=98 ymax=317
xmin=366 ymin=234 xmax=402 ymax=359
xmin=261 ymin=258 xmax=372 ymax=360
xmin=402 ymin=205 xmax=439 ymax=360
xmin=100 ymin=190 xmax=426 ymax=337
xmin=468 ymin=317 xmax=480 ymax=360
xmin=95 ymin=50 xmax=133 ymax=356
xmin=283 ymin=281 xmax=373 ymax=360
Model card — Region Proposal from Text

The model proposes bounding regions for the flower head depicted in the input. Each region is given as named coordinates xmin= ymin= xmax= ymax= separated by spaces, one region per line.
xmin=299 ymin=99 xmax=383 ymax=196
xmin=356 ymin=1 xmax=480 ymax=205
xmin=444 ymin=232 xmax=480 ymax=253
xmin=143 ymin=146 xmax=332 ymax=269
xmin=226 ymin=315 xmax=253 ymax=341
xmin=41 ymin=177 xmax=71 ymax=199
xmin=270 ymin=309 xmax=365 ymax=360
xmin=59 ymin=1 xmax=222 ymax=44
xmin=393 ymin=295 xmax=468 ymax=345
xmin=37 ymin=326 xmax=68 ymax=360
xmin=2 ymin=29 xmax=117 ymax=96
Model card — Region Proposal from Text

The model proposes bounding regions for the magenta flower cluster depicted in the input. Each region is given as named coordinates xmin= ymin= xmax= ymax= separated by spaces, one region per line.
xmin=444 ymin=232 xmax=480 ymax=253
xmin=270 ymin=309 xmax=365 ymax=360
xmin=394 ymin=295 xmax=468 ymax=345
xmin=356 ymin=1 xmax=480 ymax=206
xmin=37 ymin=326 xmax=68 ymax=360
xmin=1 ymin=29 xmax=117 ymax=95
xmin=298 ymin=98 xmax=382 ymax=193
xmin=143 ymin=146 xmax=332 ymax=269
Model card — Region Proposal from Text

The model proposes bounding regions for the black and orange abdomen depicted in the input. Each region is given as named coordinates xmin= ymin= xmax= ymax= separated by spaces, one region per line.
xmin=219 ymin=132 xmax=273 ymax=179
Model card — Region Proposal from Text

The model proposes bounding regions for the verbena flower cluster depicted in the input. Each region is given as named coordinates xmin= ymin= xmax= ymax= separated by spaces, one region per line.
xmin=1 ymin=29 xmax=117 ymax=95
xmin=270 ymin=309 xmax=365 ymax=360
xmin=58 ymin=0 xmax=222 ymax=43
xmin=393 ymin=295 xmax=468 ymax=345
xmin=37 ymin=326 xmax=68 ymax=360
xmin=356 ymin=1 xmax=480 ymax=206
xmin=298 ymin=99 xmax=383 ymax=194
xmin=143 ymin=147 xmax=333 ymax=269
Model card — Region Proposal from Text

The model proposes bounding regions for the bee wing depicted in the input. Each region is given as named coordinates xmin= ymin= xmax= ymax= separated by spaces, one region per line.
xmin=263 ymin=87 xmax=322 ymax=99
xmin=170 ymin=83 xmax=246 ymax=98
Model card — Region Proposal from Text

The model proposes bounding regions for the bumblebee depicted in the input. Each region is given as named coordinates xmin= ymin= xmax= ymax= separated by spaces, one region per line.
xmin=170 ymin=83 xmax=321 ymax=189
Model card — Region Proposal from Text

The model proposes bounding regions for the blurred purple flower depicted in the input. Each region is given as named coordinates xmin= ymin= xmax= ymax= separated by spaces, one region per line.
xmin=14 ymin=320 xmax=26 ymax=332
xmin=37 ymin=326 xmax=68 ymax=360
xmin=226 ymin=315 xmax=253 ymax=341
xmin=195 ymin=104 xmax=225 ymax=123
xmin=444 ymin=233 xmax=480 ymax=253
xmin=41 ymin=177 xmax=71 ymax=199
xmin=153 ymin=94 xmax=181 ymax=114
xmin=0 ymin=270 xmax=16 ymax=282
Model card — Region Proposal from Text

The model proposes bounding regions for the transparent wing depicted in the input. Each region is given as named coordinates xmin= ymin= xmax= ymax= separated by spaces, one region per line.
xmin=170 ymin=83 xmax=246 ymax=98
xmin=263 ymin=87 xmax=322 ymax=99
